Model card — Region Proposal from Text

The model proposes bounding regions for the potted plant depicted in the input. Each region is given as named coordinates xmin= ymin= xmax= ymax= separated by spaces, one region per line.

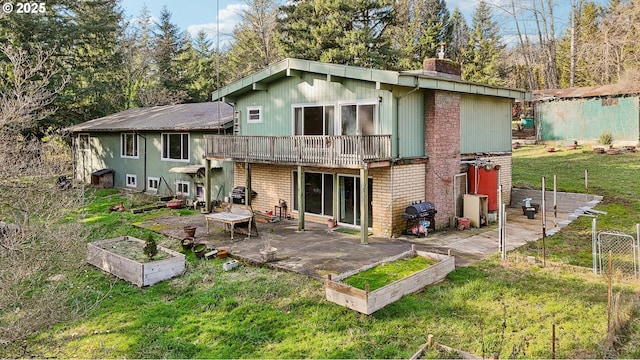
xmin=327 ymin=218 xmax=337 ymax=229
xmin=143 ymin=233 xmax=158 ymax=260
xmin=260 ymin=229 xmax=277 ymax=262
xmin=166 ymin=197 xmax=183 ymax=209
xmin=181 ymin=237 xmax=194 ymax=251
xmin=192 ymin=243 xmax=207 ymax=258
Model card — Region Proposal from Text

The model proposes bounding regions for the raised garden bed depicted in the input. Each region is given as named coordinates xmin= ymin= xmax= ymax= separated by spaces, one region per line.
xmin=324 ymin=247 xmax=455 ymax=315
xmin=87 ymin=236 xmax=185 ymax=287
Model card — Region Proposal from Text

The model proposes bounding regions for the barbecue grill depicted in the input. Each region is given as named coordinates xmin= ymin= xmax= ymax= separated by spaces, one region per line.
xmin=231 ymin=186 xmax=257 ymax=204
xmin=402 ymin=201 xmax=437 ymax=237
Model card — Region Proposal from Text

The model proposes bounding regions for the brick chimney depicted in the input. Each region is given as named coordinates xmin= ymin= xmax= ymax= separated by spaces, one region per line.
xmin=422 ymin=58 xmax=462 ymax=78
xmin=422 ymin=44 xmax=461 ymax=79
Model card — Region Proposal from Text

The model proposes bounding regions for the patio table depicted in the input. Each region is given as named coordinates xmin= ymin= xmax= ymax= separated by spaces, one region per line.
xmin=205 ymin=212 xmax=253 ymax=240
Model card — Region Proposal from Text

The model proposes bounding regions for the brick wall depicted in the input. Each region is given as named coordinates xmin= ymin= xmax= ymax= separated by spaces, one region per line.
xmin=233 ymin=164 xmax=395 ymax=235
xmin=233 ymin=163 xmax=293 ymax=214
xmin=424 ymin=90 xmax=461 ymax=228
xmin=390 ymin=163 xmax=427 ymax=237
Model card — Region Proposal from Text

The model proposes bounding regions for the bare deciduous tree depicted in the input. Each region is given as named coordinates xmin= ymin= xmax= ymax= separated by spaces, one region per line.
xmin=0 ymin=41 xmax=90 ymax=354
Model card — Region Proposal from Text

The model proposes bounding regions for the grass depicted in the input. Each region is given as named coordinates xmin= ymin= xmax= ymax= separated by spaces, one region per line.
xmin=4 ymin=144 xmax=640 ymax=358
xmin=342 ymin=256 xmax=436 ymax=291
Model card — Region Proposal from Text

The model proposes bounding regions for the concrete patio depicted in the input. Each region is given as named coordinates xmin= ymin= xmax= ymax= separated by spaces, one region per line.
xmin=139 ymin=190 xmax=603 ymax=279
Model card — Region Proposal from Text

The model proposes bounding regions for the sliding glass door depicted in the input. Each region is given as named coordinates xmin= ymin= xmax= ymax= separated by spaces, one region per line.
xmin=338 ymin=175 xmax=372 ymax=227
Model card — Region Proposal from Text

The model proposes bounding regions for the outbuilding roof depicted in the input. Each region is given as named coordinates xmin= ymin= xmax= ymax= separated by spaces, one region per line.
xmin=212 ymin=58 xmax=529 ymax=102
xmin=533 ymin=83 xmax=640 ymax=100
xmin=66 ymin=102 xmax=234 ymax=133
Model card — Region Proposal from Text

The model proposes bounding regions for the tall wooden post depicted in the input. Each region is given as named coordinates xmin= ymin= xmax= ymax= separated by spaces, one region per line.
xmin=204 ymin=158 xmax=211 ymax=213
xmin=360 ymin=167 xmax=369 ymax=245
xmin=297 ymin=166 xmax=305 ymax=231
xmin=245 ymin=162 xmax=251 ymax=207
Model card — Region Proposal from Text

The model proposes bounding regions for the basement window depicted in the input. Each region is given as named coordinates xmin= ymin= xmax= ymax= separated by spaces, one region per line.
xmin=126 ymin=174 xmax=137 ymax=188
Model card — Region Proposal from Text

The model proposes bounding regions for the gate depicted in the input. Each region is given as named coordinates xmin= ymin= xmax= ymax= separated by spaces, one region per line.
xmin=595 ymin=230 xmax=638 ymax=277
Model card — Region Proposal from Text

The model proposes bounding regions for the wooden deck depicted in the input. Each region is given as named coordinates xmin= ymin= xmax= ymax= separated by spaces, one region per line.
xmin=204 ymin=135 xmax=392 ymax=168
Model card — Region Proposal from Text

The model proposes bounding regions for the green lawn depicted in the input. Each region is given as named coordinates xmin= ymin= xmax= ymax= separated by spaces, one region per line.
xmin=3 ymin=145 xmax=640 ymax=359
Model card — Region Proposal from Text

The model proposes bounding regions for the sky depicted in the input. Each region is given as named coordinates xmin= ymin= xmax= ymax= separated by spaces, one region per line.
xmin=119 ymin=0 xmax=480 ymax=47
xmin=118 ymin=0 xmax=602 ymax=49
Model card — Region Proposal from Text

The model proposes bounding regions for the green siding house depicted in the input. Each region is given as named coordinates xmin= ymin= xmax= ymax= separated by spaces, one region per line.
xmin=67 ymin=102 xmax=234 ymax=204
xmin=205 ymin=58 xmax=529 ymax=243
xmin=534 ymin=85 xmax=640 ymax=145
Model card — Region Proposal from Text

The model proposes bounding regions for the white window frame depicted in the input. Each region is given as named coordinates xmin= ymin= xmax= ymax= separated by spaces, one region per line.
xmin=125 ymin=174 xmax=137 ymax=188
xmin=147 ymin=177 xmax=160 ymax=192
xmin=195 ymin=183 xmax=205 ymax=201
xmin=291 ymin=102 xmax=336 ymax=136
xmin=338 ymin=99 xmax=379 ymax=135
xmin=78 ymin=133 xmax=90 ymax=151
xmin=161 ymin=133 xmax=190 ymax=162
xmin=120 ymin=132 xmax=139 ymax=159
xmin=176 ymin=180 xmax=190 ymax=196
xmin=247 ymin=106 xmax=262 ymax=123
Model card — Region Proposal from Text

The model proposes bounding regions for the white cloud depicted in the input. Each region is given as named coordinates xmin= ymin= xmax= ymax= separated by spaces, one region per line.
xmin=186 ymin=3 xmax=249 ymax=49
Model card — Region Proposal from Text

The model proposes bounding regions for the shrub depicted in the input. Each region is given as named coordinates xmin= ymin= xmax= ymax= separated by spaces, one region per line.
xmin=143 ymin=233 xmax=158 ymax=259
xmin=600 ymin=131 xmax=614 ymax=145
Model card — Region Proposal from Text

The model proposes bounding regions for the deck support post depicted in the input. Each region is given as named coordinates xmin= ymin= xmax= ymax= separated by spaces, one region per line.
xmin=204 ymin=158 xmax=211 ymax=212
xmin=360 ymin=167 xmax=369 ymax=245
xmin=297 ymin=165 xmax=305 ymax=231
xmin=245 ymin=162 xmax=251 ymax=207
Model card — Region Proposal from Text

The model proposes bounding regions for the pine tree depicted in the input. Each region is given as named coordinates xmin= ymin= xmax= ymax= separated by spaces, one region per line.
xmin=462 ymin=0 xmax=505 ymax=85
xmin=277 ymin=0 xmax=396 ymax=69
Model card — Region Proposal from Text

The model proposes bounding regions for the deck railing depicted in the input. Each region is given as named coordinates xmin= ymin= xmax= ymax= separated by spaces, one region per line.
xmin=204 ymin=135 xmax=391 ymax=168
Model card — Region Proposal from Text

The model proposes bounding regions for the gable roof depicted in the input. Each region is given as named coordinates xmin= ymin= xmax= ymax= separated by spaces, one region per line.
xmin=212 ymin=58 xmax=529 ymax=102
xmin=66 ymin=102 xmax=234 ymax=133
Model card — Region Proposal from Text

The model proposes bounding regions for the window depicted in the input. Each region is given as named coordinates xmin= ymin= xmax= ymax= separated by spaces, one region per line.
xmin=292 ymin=171 xmax=333 ymax=217
xmin=78 ymin=134 xmax=90 ymax=151
xmin=148 ymin=177 xmax=160 ymax=192
xmin=120 ymin=133 xmax=138 ymax=158
xmin=247 ymin=106 xmax=262 ymax=123
xmin=602 ymin=98 xmax=618 ymax=106
xmin=293 ymin=105 xmax=335 ymax=135
xmin=162 ymin=133 xmax=189 ymax=161
xmin=341 ymin=103 xmax=376 ymax=135
xmin=176 ymin=180 xmax=190 ymax=196
xmin=196 ymin=184 xmax=204 ymax=201
xmin=126 ymin=174 xmax=137 ymax=188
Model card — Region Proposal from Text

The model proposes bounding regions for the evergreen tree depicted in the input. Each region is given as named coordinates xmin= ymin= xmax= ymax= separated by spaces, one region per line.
xmin=462 ymin=0 xmax=505 ymax=85
xmin=448 ymin=8 xmax=469 ymax=66
xmin=179 ymin=31 xmax=219 ymax=102
xmin=278 ymin=0 xmax=396 ymax=69
xmin=135 ymin=6 xmax=189 ymax=106
xmin=153 ymin=6 xmax=187 ymax=92
xmin=60 ymin=0 xmax=127 ymax=122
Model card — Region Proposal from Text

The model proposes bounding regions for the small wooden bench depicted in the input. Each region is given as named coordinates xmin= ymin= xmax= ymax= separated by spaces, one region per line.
xmin=205 ymin=204 xmax=257 ymax=240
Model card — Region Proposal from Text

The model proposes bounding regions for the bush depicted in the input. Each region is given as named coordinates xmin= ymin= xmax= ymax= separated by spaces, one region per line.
xmin=600 ymin=131 xmax=614 ymax=145
xmin=143 ymin=233 xmax=158 ymax=259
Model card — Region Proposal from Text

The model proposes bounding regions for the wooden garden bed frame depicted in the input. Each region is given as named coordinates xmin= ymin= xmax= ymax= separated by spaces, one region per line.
xmin=324 ymin=247 xmax=455 ymax=315
xmin=87 ymin=236 xmax=186 ymax=287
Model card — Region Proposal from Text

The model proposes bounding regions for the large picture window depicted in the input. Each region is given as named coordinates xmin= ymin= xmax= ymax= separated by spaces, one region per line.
xmin=340 ymin=103 xmax=376 ymax=135
xmin=121 ymin=133 xmax=138 ymax=158
xmin=162 ymin=133 xmax=189 ymax=161
xmin=293 ymin=104 xmax=335 ymax=135
xmin=292 ymin=171 xmax=333 ymax=217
